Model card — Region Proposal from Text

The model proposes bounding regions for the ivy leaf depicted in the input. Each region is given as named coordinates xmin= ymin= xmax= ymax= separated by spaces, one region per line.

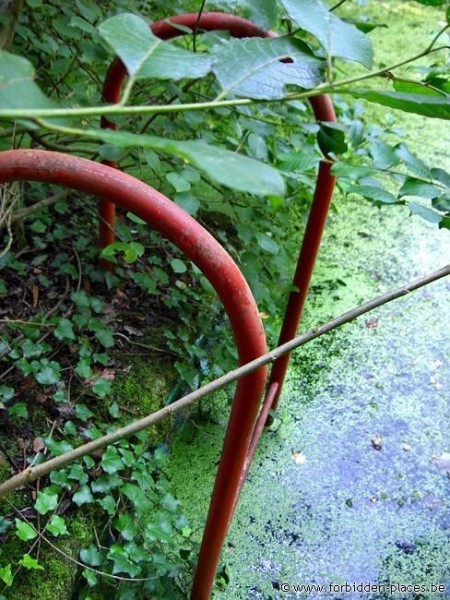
xmin=80 ymin=544 xmax=103 ymax=567
xmin=108 ymin=545 xmax=141 ymax=577
xmin=36 ymin=362 xmax=60 ymax=385
xmin=92 ymin=377 xmax=112 ymax=398
xmin=73 ymin=485 xmax=94 ymax=506
xmin=171 ymin=259 xmax=187 ymax=274
xmin=101 ymin=446 xmax=124 ymax=474
xmin=47 ymin=515 xmax=69 ymax=537
xmin=35 ymin=490 xmax=59 ymax=515
xmin=19 ymin=554 xmax=44 ymax=571
xmin=348 ymin=90 xmax=450 ymax=121
xmin=281 ymin=0 xmax=373 ymax=68
xmin=98 ymin=495 xmax=117 ymax=515
xmin=0 ymin=50 xmax=59 ymax=114
xmin=115 ymin=514 xmax=138 ymax=541
xmin=15 ymin=519 xmax=38 ymax=541
xmin=0 ymin=564 xmax=13 ymax=587
xmin=98 ymin=13 xmax=211 ymax=80
xmin=54 ymin=318 xmax=76 ymax=342
xmin=212 ymin=37 xmax=325 ymax=99
xmin=92 ymin=128 xmax=285 ymax=197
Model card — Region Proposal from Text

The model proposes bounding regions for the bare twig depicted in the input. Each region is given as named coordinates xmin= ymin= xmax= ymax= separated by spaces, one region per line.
xmin=1 ymin=264 xmax=448 ymax=498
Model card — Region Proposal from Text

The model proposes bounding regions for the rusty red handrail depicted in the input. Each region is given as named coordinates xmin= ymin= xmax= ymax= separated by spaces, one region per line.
xmin=98 ymin=12 xmax=337 ymax=597
xmin=0 ymin=149 xmax=267 ymax=600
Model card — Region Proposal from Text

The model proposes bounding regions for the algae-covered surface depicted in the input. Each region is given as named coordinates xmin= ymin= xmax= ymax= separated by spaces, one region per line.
xmin=167 ymin=2 xmax=450 ymax=598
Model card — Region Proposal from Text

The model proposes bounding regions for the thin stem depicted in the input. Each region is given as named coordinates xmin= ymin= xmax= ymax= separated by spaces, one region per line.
xmin=0 ymin=42 xmax=448 ymax=122
xmin=193 ymin=0 xmax=207 ymax=52
xmin=330 ymin=0 xmax=348 ymax=11
xmin=1 ymin=263 xmax=448 ymax=498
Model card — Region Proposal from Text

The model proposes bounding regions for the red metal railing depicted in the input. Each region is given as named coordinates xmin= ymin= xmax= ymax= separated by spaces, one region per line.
xmin=1 ymin=13 xmax=337 ymax=598
xmin=98 ymin=13 xmax=337 ymax=597
xmin=0 ymin=149 xmax=267 ymax=599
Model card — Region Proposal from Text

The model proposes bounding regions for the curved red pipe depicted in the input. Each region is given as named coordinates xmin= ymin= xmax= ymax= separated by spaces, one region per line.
xmin=0 ymin=149 xmax=267 ymax=600
xmin=99 ymin=13 xmax=337 ymax=597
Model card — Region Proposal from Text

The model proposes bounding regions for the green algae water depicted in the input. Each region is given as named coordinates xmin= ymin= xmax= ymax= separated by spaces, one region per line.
xmin=167 ymin=2 xmax=450 ymax=598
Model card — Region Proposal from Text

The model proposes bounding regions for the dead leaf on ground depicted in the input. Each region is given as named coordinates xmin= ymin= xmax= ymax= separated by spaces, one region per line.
xmin=33 ymin=437 xmax=45 ymax=453
xmin=365 ymin=317 xmax=380 ymax=329
xmin=292 ymin=452 xmax=307 ymax=464
xmin=432 ymin=452 xmax=450 ymax=471
xmin=371 ymin=436 xmax=382 ymax=450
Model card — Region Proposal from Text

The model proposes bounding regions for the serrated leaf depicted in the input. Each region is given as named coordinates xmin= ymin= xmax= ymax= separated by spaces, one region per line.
xmin=35 ymin=490 xmax=59 ymax=515
xmin=348 ymin=90 xmax=450 ymax=120
xmin=0 ymin=50 xmax=59 ymax=113
xmin=350 ymin=185 xmax=399 ymax=204
xmin=317 ymin=123 xmax=348 ymax=156
xmin=73 ymin=485 xmax=94 ymax=506
xmin=15 ymin=519 xmax=38 ymax=541
xmin=98 ymin=13 xmax=211 ymax=80
xmin=395 ymin=144 xmax=431 ymax=179
xmin=64 ymin=127 xmax=286 ymax=197
xmin=408 ymin=201 xmax=442 ymax=224
xmin=212 ymin=37 xmax=324 ymax=99
xmin=281 ymin=0 xmax=373 ymax=68
xmin=398 ymin=178 xmax=441 ymax=199
xmin=19 ymin=554 xmax=44 ymax=570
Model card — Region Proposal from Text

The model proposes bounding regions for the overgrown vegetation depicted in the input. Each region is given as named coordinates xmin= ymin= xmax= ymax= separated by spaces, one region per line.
xmin=0 ymin=0 xmax=449 ymax=597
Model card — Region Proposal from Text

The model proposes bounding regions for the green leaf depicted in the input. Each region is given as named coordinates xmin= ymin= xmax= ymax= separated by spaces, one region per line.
xmin=408 ymin=201 xmax=442 ymax=224
xmin=44 ymin=437 xmax=73 ymax=455
xmin=75 ymin=403 xmax=95 ymax=420
xmin=80 ymin=545 xmax=103 ymax=567
xmin=166 ymin=172 xmax=191 ymax=193
xmin=15 ymin=519 xmax=38 ymax=541
xmin=257 ymin=235 xmax=279 ymax=254
xmin=98 ymin=495 xmax=117 ymax=515
xmin=98 ymin=14 xmax=211 ymax=80
xmin=412 ymin=0 xmax=445 ymax=5
xmin=82 ymin=568 xmax=98 ymax=587
xmin=0 ymin=564 xmax=13 ymax=587
xmin=91 ymin=473 xmax=122 ymax=493
xmin=212 ymin=37 xmax=325 ymax=99
xmin=101 ymin=446 xmax=124 ymax=474
xmin=350 ymin=185 xmax=399 ymax=204
xmin=369 ymin=141 xmax=401 ymax=169
xmin=395 ymin=144 xmax=431 ymax=179
xmin=108 ymin=545 xmax=141 ymax=577
xmin=36 ymin=362 xmax=60 ymax=385
xmin=94 ymin=329 xmax=114 ymax=349
xmin=281 ymin=0 xmax=373 ymax=68
xmin=72 ymin=485 xmax=94 ymax=506
xmin=54 ymin=318 xmax=76 ymax=342
xmin=8 ymin=402 xmax=28 ymax=419
xmin=0 ymin=50 xmax=58 ymax=113
xmin=431 ymin=167 xmax=450 ymax=189
xmin=35 ymin=490 xmax=59 ymax=515
xmin=317 ymin=123 xmax=348 ymax=156
xmin=171 ymin=259 xmax=187 ymax=274
xmin=398 ymin=178 xmax=441 ymax=199
xmin=115 ymin=514 xmax=138 ymax=541
xmin=71 ymin=127 xmax=286 ymax=197
xmin=75 ymin=360 xmax=94 ymax=380
xmin=0 ymin=385 xmax=14 ymax=402
xmin=92 ymin=377 xmax=112 ymax=397
xmin=47 ymin=515 xmax=69 ymax=537
xmin=246 ymin=0 xmax=278 ymax=28
xmin=121 ymin=483 xmax=153 ymax=512
xmin=100 ymin=241 xmax=145 ymax=264
xmin=348 ymin=90 xmax=450 ymax=120
xmin=19 ymin=554 xmax=44 ymax=570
